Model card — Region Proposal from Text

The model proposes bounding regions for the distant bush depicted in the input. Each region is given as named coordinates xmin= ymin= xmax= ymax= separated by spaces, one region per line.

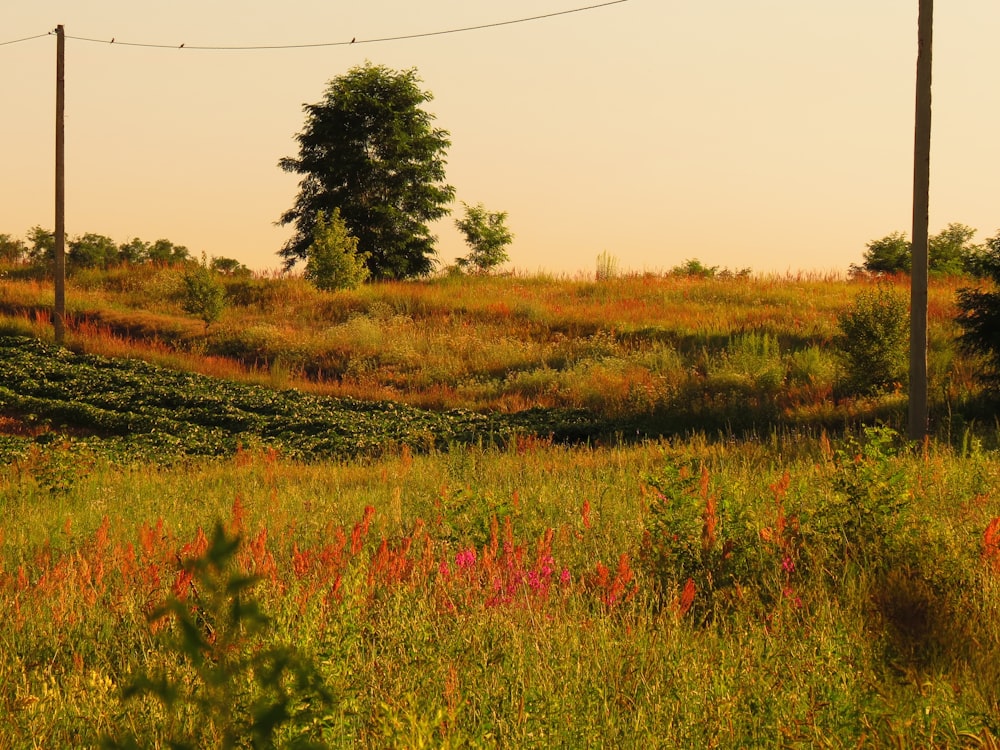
xmin=669 ymin=259 xmax=751 ymax=279
xmin=834 ymin=285 xmax=908 ymax=394
xmin=182 ymin=256 xmax=226 ymax=331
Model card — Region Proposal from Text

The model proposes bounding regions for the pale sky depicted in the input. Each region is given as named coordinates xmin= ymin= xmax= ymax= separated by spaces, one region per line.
xmin=2 ymin=1 xmax=998 ymax=276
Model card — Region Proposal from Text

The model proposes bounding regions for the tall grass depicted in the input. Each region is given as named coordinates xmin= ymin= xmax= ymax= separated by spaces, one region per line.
xmin=2 ymin=432 xmax=1000 ymax=746
xmin=0 ymin=267 xmax=981 ymax=431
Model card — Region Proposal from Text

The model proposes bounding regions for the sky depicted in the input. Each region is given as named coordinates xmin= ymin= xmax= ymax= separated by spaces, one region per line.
xmin=2 ymin=1 xmax=998 ymax=277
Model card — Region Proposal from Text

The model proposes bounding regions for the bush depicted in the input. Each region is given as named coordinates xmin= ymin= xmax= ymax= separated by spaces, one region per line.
xmin=956 ymin=232 xmax=1000 ymax=383
xmin=304 ymin=209 xmax=369 ymax=292
xmin=834 ymin=285 xmax=908 ymax=394
xmin=183 ymin=257 xmax=227 ymax=331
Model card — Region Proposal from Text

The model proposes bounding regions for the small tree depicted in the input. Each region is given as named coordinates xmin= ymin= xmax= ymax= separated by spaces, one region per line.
xmin=25 ymin=226 xmax=54 ymax=265
xmin=183 ymin=254 xmax=226 ymax=331
xmin=304 ymin=209 xmax=370 ymax=291
xmin=454 ymin=202 xmax=513 ymax=274
xmin=0 ymin=233 xmax=26 ymax=263
xmin=835 ymin=285 xmax=909 ymax=394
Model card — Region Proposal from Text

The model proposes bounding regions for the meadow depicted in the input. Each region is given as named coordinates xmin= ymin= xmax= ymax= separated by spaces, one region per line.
xmin=1 ymin=264 xmax=999 ymax=747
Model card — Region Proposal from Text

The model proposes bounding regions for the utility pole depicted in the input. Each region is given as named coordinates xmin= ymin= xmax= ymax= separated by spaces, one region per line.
xmin=54 ymin=24 xmax=66 ymax=345
xmin=909 ymin=0 xmax=932 ymax=440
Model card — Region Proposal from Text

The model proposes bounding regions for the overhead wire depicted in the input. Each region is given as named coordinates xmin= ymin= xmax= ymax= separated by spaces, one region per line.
xmin=0 ymin=1 xmax=629 ymax=50
xmin=0 ymin=32 xmax=52 ymax=47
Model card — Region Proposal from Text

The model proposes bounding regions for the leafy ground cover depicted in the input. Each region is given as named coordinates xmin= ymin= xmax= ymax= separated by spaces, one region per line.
xmin=0 ymin=336 xmax=600 ymax=463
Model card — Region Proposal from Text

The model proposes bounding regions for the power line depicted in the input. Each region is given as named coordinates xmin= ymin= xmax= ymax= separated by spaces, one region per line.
xmin=58 ymin=1 xmax=629 ymax=50
xmin=0 ymin=32 xmax=51 ymax=47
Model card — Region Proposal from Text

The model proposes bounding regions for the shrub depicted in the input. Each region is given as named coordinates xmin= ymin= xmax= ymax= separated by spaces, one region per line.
xmin=304 ymin=209 xmax=369 ymax=292
xmin=182 ymin=256 xmax=227 ymax=331
xmin=957 ymin=232 xmax=1000 ymax=384
xmin=834 ymin=285 xmax=908 ymax=394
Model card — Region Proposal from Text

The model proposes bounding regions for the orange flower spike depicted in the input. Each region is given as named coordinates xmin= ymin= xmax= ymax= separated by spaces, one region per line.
xmin=581 ymin=500 xmax=592 ymax=530
xmin=230 ymin=496 xmax=246 ymax=535
xmin=983 ymin=517 xmax=1000 ymax=570
xmin=701 ymin=489 xmax=718 ymax=554
xmin=676 ymin=578 xmax=696 ymax=617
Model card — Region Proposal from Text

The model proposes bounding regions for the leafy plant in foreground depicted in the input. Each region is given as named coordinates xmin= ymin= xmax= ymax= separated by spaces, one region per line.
xmin=103 ymin=522 xmax=333 ymax=749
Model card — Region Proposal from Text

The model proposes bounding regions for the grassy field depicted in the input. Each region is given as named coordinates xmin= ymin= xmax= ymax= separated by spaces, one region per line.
xmin=1 ymin=266 xmax=999 ymax=747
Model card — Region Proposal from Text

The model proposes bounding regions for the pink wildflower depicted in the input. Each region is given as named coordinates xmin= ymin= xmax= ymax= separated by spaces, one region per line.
xmin=456 ymin=548 xmax=477 ymax=569
xmin=560 ymin=568 xmax=571 ymax=585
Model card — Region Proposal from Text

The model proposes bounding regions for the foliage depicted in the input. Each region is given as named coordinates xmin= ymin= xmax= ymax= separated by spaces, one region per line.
xmin=960 ymin=230 xmax=1000 ymax=279
xmin=278 ymin=63 xmax=455 ymax=280
xmin=854 ymin=224 xmax=983 ymax=276
xmin=210 ymin=256 xmax=252 ymax=276
xmin=931 ymin=222 xmax=980 ymax=276
xmin=670 ymin=258 xmax=718 ymax=278
xmin=304 ymin=209 xmax=370 ymax=292
xmin=956 ymin=232 xmax=1000 ymax=384
xmin=454 ymin=202 xmax=513 ymax=274
xmin=853 ymin=231 xmax=910 ymax=275
xmin=69 ymin=233 xmax=120 ymax=271
xmin=182 ymin=256 xmax=227 ymax=331
xmin=148 ymin=238 xmax=191 ymax=264
xmin=117 ymin=237 xmax=151 ymax=264
xmin=834 ymin=284 xmax=909 ymax=394
xmin=0 ymin=233 xmax=26 ymax=263
xmin=103 ymin=522 xmax=332 ymax=749
xmin=26 ymin=225 xmax=55 ymax=264
xmin=0 ymin=336 xmax=599 ymax=462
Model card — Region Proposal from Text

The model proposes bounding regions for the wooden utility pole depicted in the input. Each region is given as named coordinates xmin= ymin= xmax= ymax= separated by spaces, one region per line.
xmin=54 ymin=24 xmax=66 ymax=345
xmin=909 ymin=0 xmax=932 ymax=440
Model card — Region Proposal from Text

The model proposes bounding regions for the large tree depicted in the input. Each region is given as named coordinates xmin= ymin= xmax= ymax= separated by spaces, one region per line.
xmin=278 ymin=63 xmax=455 ymax=280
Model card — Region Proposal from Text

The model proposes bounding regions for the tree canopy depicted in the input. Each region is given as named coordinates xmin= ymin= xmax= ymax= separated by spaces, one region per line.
xmin=278 ymin=63 xmax=455 ymax=280
xmin=853 ymin=223 xmax=982 ymax=276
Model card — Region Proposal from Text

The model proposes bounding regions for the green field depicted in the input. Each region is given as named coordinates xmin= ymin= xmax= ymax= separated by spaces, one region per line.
xmin=1 ymin=268 xmax=999 ymax=747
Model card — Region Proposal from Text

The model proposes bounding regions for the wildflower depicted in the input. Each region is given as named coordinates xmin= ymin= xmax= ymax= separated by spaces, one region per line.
xmin=781 ymin=556 xmax=795 ymax=574
xmin=456 ymin=548 xmax=477 ymax=569
xmin=438 ymin=560 xmax=451 ymax=579
xmin=539 ymin=555 xmax=554 ymax=578
xmin=560 ymin=568 xmax=571 ymax=585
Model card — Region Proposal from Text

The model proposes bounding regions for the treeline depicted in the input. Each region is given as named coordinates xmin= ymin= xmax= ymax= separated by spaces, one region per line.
xmin=0 ymin=226 xmax=248 ymax=276
xmin=853 ymin=223 xmax=1000 ymax=277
